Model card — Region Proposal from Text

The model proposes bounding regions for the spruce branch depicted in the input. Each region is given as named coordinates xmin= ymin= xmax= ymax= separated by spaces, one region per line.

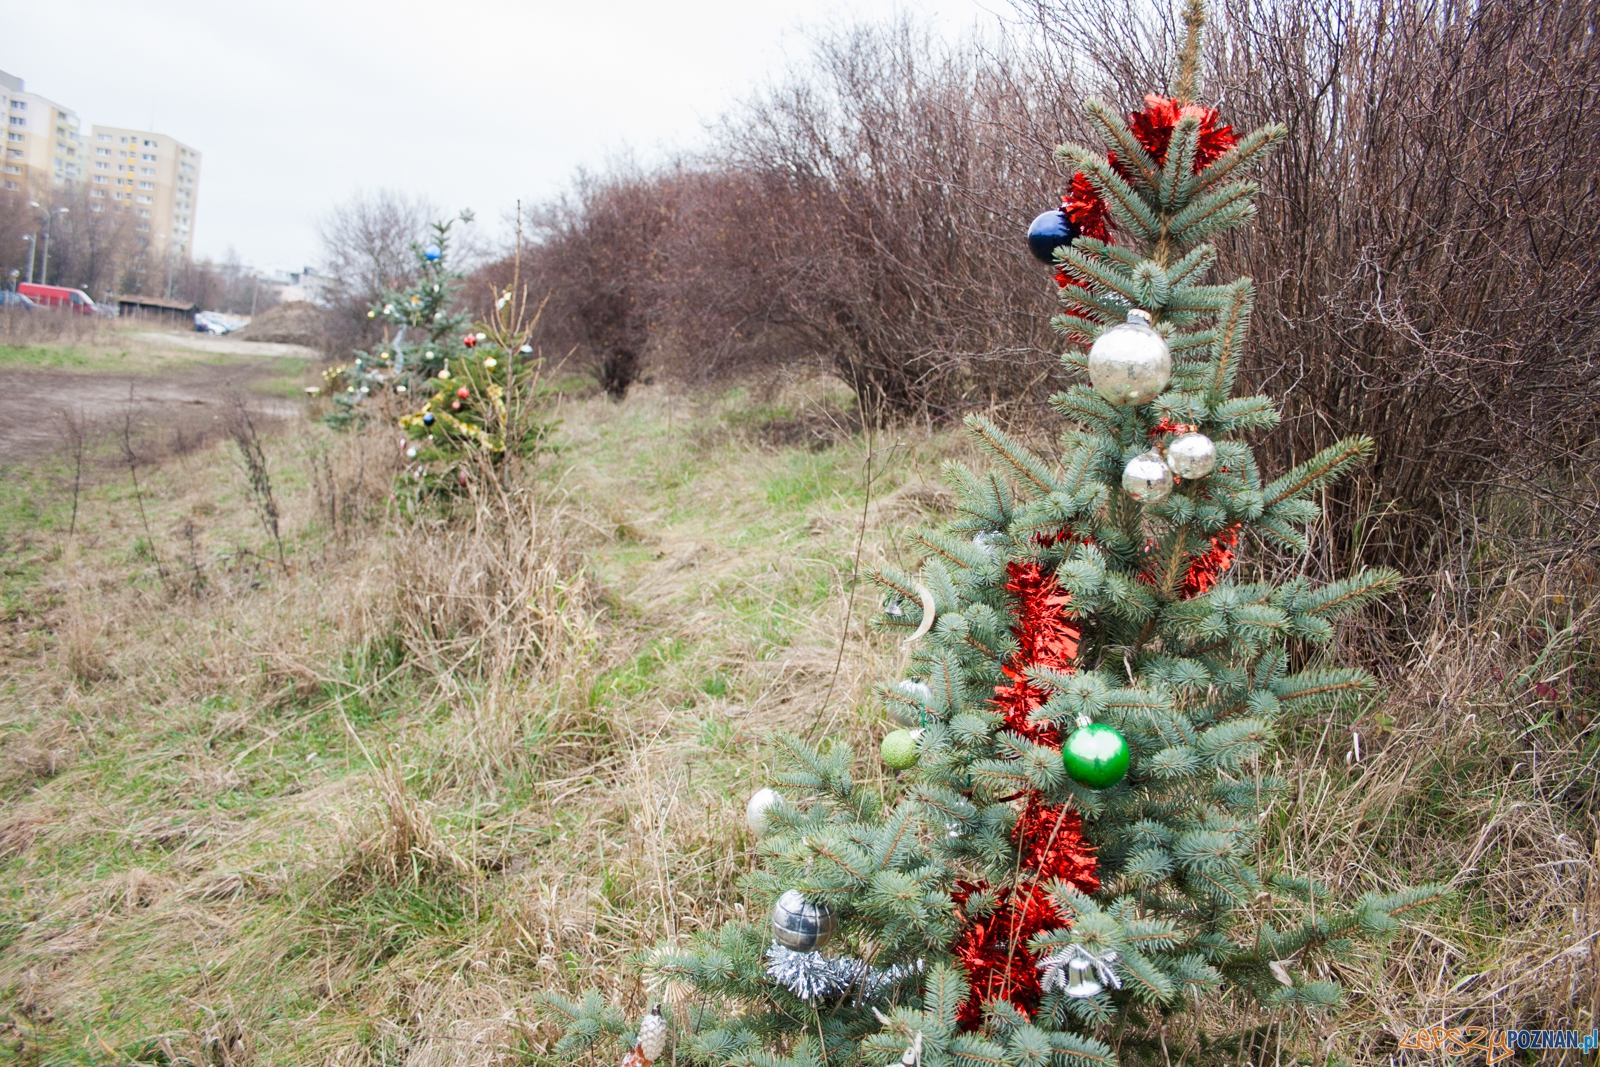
xmin=1262 ymin=436 xmax=1376 ymax=506
xmin=1174 ymin=0 xmax=1207 ymax=104
xmin=1190 ymin=124 xmax=1287 ymax=196
xmin=1057 ymin=147 xmax=1162 ymax=242
xmin=1082 ymin=101 xmax=1163 ymax=196
xmin=964 ymin=415 xmax=1062 ymax=496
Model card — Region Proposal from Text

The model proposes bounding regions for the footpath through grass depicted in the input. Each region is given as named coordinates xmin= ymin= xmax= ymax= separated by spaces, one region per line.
xmin=0 ymin=382 xmax=954 ymax=1062
xmin=0 ymin=379 xmax=1592 ymax=1064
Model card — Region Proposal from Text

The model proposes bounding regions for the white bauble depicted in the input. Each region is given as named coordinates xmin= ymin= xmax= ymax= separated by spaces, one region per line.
xmin=1122 ymin=451 xmax=1174 ymax=503
xmin=1165 ymin=432 xmax=1217 ymax=479
xmin=1087 ymin=309 xmax=1171 ymax=406
xmin=745 ymin=787 xmax=783 ymax=836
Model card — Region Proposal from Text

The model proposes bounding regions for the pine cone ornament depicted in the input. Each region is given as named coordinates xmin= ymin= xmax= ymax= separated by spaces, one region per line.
xmin=622 ymin=1005 xmax=668 ymax=1067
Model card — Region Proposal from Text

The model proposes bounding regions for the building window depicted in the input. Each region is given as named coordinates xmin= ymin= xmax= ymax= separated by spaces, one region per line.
xmin=93 ymin=175 xmax=107 ymax=184
xmin=137 ymin=208 xmax=152 ymax=217
xmin=96 ymin=133 xmax=111 ymax=142
xmin=9 ymin=101 xmax=23 ymax=109
xmin=7 ymin=117 xmax=23 ymax=127
xmin=136 ymin=223 xmax=150 ymax=231
xmin=91 ymin=189 xmax=106 ymax=198
xmin=139 ymin=167 xmax=154 ymax=176
xmin=5 ymin=132 xmax=21 ymax=142
xmin=137 ymin=181 xmax=153 ymax=190
xmin=2 ymin=181 xmax=17 ymax=191
xmin=94 ymin=147 xmax=109 ymax=156
xmin=135 ymin=196 xmax=152 ymax=205
xmin=4 ymin=149 xmax=18 ymax=159
xmin=140 ymin=152 xmax=155 ymax=161
xmin=2 ymin=165 xmax=18 ymax=175
xmin=91 ymin=203 xmax=103 ymax=212
xmin=95 ymin=162 xmax=107 ymax=170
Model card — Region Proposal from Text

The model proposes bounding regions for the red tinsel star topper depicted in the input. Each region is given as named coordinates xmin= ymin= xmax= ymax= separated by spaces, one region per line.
xmin=1124 ymin=94 xmax=1237 ymax=171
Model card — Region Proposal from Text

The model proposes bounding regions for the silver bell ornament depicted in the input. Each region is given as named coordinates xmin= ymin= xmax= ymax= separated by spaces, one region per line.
xmin=1164 ymin=432 xmax=1217 ymax=479
xmin=1122 ymin=450 xmax=1174 ymax=503
xmin=772 ymin=889 xmax=837 ymax=952
xmin=1087 ymin=308 xmax=1171 ymax=406
xmin=745 ymin=786 xmax=783 ymax=836
xmin=1063 ymin=957 xmax=1103 ymax=998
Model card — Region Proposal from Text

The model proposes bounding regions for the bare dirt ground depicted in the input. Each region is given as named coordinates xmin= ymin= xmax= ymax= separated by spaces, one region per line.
xmin=0 ymin=332 xmax=313 ymax=462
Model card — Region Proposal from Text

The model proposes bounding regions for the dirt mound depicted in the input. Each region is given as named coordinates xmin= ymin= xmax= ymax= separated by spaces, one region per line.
xmin=231 ymin=301 xmax=330 ymax=348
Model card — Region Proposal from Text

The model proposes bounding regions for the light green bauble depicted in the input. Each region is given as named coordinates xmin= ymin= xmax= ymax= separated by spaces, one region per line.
xmin=880 ymin=729 xmax=920 ymax=770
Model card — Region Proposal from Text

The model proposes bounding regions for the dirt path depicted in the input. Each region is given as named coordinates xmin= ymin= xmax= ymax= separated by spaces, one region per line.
xmin=0 ymin=334 xmax=313 ymax=462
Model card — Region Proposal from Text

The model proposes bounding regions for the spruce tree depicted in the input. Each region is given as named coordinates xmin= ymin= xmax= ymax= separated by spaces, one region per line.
xmin=323 ymin=216 xmax=472 ymax=429
xmin=541 ymin=6 xmax=1442 ymax=1064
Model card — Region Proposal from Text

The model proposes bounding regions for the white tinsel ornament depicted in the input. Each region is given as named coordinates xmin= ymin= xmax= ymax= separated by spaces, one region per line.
xmin=636 ymin=1006 xmax=668 ymax=1062
xmin=1087 ymin=308 xmax=1171 ymax=406
xmin=1123 ymin=450 xmax=1174 ymax=503
xmin=772 ymin=890 xmax=836 ymax=952
xmin=745 ymin=786 xmax=782 ymax=836
xmin=1165 ymin=432 xmax=1217 ymax=479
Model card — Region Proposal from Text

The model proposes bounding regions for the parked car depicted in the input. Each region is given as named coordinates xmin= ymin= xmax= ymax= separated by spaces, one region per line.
xmin=194 ymin=310 xmax=249 ymax=334
xmin=17 ymin=283 xmax=96 ymax=314
xmin=0 ymin=290 xmax=37 ymax=310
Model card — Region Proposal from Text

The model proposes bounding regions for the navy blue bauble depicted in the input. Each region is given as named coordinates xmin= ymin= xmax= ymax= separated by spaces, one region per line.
xmin=1026 ymin=209 xmax=1079 ymax=266
xmin=423 ymin=412 xmax=435 ymax=426
xmin=423 ymin=244 xmax=442 ymax=261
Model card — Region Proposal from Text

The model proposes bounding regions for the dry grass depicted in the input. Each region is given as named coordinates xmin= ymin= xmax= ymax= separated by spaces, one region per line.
xmin=0 ymin=375 xmax=1592 ymax=1064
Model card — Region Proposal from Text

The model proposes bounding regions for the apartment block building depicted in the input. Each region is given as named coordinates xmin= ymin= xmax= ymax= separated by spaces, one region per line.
xmin=0 ymin=69 xmax=84 ymax=194
xmin=87 ymin=125 xmax=202 ymax=259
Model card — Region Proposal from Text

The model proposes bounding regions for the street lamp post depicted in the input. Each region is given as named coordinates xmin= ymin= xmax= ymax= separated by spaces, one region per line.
xmin=21 ymin=234 xmax=36 ymax=284
xmin=40 ymin=206 xmax=67 ymax=286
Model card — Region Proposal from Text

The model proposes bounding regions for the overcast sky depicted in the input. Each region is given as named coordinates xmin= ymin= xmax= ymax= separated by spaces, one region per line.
xmin=4 ymin=0 xmax=998 ymax=271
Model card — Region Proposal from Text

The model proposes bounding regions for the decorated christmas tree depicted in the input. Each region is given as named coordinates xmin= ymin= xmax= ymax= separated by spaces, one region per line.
xmin=541 ymin=5 xmax=1441 ymax=1064
xmin=323 ymin=216 xmax=473 ymax=428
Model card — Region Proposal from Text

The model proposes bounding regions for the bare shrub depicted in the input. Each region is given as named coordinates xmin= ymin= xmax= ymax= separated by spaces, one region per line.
xmin=225 ymin=397 xmax=287 ymax=574
xmin=317 ymin=189 xmax=438 ymax=359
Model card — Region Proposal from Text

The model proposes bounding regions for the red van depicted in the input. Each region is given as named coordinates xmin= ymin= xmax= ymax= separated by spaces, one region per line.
xmin=18 ymin=283 xmax=96 ymax=313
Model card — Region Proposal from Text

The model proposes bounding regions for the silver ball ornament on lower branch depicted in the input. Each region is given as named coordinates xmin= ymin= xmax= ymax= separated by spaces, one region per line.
xmin=772 ymin=889 xmax=836 ymax=952
xmin=1165 ymin=432 xmax=1217 ymax=479
xmin=1087 ymin=308 xmax=1171 ymax=406
xmin=745 ymin=787 xmax=783 ymax=836
xmin=1122 ymin=450 xmax=1174 ymax=503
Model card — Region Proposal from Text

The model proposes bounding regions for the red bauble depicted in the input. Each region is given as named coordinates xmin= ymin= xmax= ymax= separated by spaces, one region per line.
xmin=457 ymin=386 xmax=470 ymax=399
xmin=463 ymin=334 xmax=478 ymax=348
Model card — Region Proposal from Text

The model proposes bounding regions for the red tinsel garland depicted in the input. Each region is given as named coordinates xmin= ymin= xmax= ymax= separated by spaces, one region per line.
xmin=952 ymin=560 xmax=1097 ymax=1028
xmin=1180 ymin=524 xmax=1239 ymax=599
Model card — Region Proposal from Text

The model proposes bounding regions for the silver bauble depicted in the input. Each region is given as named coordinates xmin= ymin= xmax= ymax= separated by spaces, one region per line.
xmin=1087 ymin=309 xmax=1171 ymax=406
xmin=1164 ymin=432 xmax=1217 ymax=479
xmin=746 ymin=786 xmax=783 ymax=836
xmin=889 ymin=679 xmax=931 ymax=726
xmin=1122 ymin=450 xmax=1174 ymax=503
xmin=772 ymin=889 xmax=836 ymax=952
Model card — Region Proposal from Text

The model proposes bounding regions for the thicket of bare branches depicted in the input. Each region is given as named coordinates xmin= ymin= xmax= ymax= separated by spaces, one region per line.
xmin=488 ymin=0 xmax=1597 ymax=566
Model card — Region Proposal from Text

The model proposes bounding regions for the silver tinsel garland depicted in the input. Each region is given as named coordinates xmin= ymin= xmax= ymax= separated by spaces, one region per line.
xmin=765 ymin=943 xmax=924 ymax=1002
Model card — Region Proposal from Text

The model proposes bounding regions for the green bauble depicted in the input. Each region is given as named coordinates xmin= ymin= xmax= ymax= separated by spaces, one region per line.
xmin=1062 ymin=723 xmax=1130 ymax=789
xmin=881 ymin=729 xmax=920 ymax=770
